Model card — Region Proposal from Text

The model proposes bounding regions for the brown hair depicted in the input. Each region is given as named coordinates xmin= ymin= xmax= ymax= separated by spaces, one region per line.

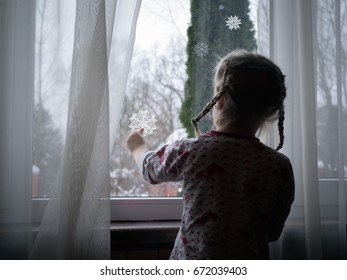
xmin=191 ymin=50 xmax=286 ymax=151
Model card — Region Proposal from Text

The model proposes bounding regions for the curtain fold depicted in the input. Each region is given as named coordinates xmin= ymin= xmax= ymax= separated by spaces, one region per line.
xmin=30 ymin=0 xmax=115 ymax=259
xmin=271 ymin=0 xmax=322 ymax=259
xmin=29 ymin=0 xmax=141 ymax=259
xmin=259 ymin=0 xmax=347 ymax=259
xmin=295 ymin=0 xmax=323 ymax=259
xmin=0 ymin=0 xmax=36 ymax=259
xmin=0 ymin=0 xmax=140 ymax=260
xmin=334 ymin=0 xmax=347 ymax=259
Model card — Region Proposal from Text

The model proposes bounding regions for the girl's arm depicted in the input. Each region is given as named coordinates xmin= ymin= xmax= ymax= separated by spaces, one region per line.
xmin=126 ymin=129 xmax=188 ymax=184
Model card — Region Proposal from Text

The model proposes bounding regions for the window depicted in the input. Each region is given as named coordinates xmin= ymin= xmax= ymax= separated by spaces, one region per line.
xmin=32 ymin=0 xmax=299 ymax=220
xmin=4 ymin=0 xmax=346 ymax=259
xmin=110 ymin=0 xmax=189 ymax=198
xmin=111 ymin=0 xmax=262 ymax=219
xmin=109 ymin=0 xmax=191 ymax=220
xmin=315 ymin=0 xmax=347 ymax=224
xmin=315 ymin=0 xmax=347 ymax=180
xmin=32 ymin=0 xmax=260 ymax=220
xmin=33 ymin=0 xmax=75 ymax=198
xmin=32 ymin=0 xmax=190 ymax=199
xmin=32 ymin=0 xmax=191 ymax=220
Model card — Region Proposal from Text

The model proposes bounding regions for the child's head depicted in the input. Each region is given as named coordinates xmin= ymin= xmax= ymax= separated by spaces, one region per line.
xmin=192 ymin=50 xmax=286 ymax=151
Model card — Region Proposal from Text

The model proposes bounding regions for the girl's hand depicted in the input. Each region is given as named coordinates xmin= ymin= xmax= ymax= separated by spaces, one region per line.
xmin=125 ymin=128 xmax=147 ymax=154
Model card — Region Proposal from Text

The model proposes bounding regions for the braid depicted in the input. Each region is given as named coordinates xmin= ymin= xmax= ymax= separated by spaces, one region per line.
xmin=275 ymin=109 xmax=285 ymax=151
xmin=191 ymin=90 xmax=226 ymax=136
xmin=191 ymin=60 xmax=231 ymax=136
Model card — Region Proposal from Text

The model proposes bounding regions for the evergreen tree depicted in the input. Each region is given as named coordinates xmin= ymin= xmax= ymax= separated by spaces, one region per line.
xmin=180 ymin=0 xmax=257 ymax=136
xmin=32 ymin=102 xmax=63 ymax=196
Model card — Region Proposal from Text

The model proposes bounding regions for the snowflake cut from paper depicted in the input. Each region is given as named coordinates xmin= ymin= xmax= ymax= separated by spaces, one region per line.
xmin=193 ymin=41 xmax=210 ymax=58
xmin=226 ymin=15 xmax=242 ymax=31
xmin=129 ymin=110 xmax=157 ymax=136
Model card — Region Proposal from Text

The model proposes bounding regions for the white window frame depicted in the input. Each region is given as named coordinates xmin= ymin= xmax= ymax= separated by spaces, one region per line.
xmin=29 ymin=0 xmax=345 ymax=225
xmin=32 ymin=196 xmax=183 ymax=223
xmin=111 ymin=197 xmax=183 ymax=221
xmin=32 ymin=179 xmax=345 ymax=223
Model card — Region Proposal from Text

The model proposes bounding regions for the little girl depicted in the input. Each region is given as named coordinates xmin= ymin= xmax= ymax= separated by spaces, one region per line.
xmin=125 ymin=50 xmax=295 ymax=259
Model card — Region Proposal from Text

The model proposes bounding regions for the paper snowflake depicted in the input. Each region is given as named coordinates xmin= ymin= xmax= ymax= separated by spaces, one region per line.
xmin=129 ymin=110 xmax=157 ymax=136
xmin=226 ymin=15 xmax=242 ymax=30
xmin=193 ymin=41 xmax=209 ymax=58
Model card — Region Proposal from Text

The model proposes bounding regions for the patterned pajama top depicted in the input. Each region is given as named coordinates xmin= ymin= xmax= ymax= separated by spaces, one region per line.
xmin=140 ymin=130 xmax=295 ymax=259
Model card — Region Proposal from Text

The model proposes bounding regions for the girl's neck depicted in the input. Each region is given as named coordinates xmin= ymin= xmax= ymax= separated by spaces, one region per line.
xmin=216 ymin=120 xmax=258 ymax=137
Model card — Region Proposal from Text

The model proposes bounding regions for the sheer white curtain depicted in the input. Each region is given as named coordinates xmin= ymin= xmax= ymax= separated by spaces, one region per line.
xmin=0 ymin=0 xmax=35 ymax=259
xmin=31 ymin=0 xmax=141 ymax=259
xmin=258 ymin=0 xmax=347 ymax=259
xmin=0 ymin=0 xmax=141 ymax=259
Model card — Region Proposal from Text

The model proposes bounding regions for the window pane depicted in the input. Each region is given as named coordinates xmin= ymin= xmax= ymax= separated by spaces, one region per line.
xmin=32 ymin=0 xmax=75 ymax=197
xmin=110 ymin=0 xmax=258 ymax=197
xmin=33 ymin=0 xmax=260 ymax=198
xmin=184 ymin=0 xmax=257 ymax=135
xmin=316 ymin=0 xmax=347 ymax=179
xmin=110 ymin=0 xmax=190 ymax=197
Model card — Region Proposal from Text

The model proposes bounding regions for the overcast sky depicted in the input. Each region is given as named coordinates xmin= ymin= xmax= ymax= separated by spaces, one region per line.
xmin=134 ymin=0 xmax=257 ymax=53
xmin=133 ymin=0 xmax=190 ymax=54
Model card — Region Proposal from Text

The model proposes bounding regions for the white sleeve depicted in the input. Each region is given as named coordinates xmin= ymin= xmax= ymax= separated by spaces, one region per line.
xmin=137 ymin=150 xmax=153 ymax=175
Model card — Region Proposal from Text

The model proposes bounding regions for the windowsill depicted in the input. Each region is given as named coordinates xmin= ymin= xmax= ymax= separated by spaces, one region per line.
xmin=111 ymin=220 xmax=180 ymax=248
xmin=111 ymin=197 xmax=183 ymax=221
